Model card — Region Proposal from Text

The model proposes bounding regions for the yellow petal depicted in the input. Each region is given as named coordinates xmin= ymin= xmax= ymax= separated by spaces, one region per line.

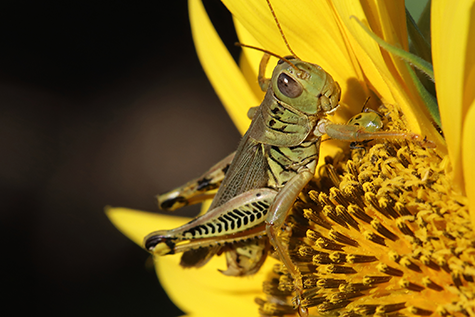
xmin=327 ymin=0 xmax=450 ymax=198
xmin=334 ymin=1 xmax=421 ymax=132
xmin=106 ymin=206 xmax=275 ymax=316
xmin=226 ymin=0 xmax=444 ymax=151
xmin=233 ymin=17 xmax=268 ymax=101
xmin=222 ymin=0 xmax=369 ymax=120
xmin=189 ymin=0 xmax=258 ymax=134
xmin=157 ymin=251 xmax=278 ymax=317
xmin=369 ymin=1 xmax=408 ymax=47
xmin=332 ymin=1 xmax=394 ymax=99
xmin=432 ymin=0 xmax=475 ymax=193
xmin=463 ymin=100 xmax=475 ymax=227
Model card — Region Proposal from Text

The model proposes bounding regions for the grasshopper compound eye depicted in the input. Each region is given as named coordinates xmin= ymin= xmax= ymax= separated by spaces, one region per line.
xmin=277 ymin=73 xmax=303 ymax=98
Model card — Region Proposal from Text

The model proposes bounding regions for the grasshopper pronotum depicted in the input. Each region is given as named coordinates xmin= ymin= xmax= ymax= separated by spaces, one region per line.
xmin=143 ymin=2 xmax=433 ymax=315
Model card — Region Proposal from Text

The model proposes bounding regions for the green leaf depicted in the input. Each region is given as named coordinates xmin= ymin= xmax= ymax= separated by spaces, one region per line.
xmin=351 ymin=16 xmax=434 ymax=81
xmin=405 ymin=62 xmax=441 ymax=129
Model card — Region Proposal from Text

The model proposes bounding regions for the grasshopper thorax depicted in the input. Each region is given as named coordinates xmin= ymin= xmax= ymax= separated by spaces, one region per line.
xmin=271 ymin=57 xmax=341 ymax=116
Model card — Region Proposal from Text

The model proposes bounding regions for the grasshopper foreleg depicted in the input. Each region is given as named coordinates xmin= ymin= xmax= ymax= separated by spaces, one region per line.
xmin=317 ymin=119 xmax=436 ymax=148
xmin=157 ymin=152 xmax=236 ymax=211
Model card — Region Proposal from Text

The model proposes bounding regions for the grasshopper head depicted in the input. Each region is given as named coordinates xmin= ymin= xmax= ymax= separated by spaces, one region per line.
xmin=271 ymin=57 xmax=341 ymax=116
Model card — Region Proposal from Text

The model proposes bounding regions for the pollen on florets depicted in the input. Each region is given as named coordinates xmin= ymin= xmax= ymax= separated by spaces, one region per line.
xmin=256 ymin=104 xmax=474 ymax=317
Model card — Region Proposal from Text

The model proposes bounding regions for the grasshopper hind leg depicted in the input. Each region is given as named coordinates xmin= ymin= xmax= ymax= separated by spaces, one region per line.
xmin=144 ymin=232 xmax=222 ymax=269
xmin=143 ymin=230 xmax=220 ymax=268
xmin=145 ymin=188 xmax=277 ymax=276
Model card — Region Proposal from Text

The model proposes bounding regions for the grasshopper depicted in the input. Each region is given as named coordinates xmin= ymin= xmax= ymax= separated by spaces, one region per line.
xmin=143 ymin=4 xmax=434 ymax=315
xmin=144 ymin=53 xmax=432 ymax=311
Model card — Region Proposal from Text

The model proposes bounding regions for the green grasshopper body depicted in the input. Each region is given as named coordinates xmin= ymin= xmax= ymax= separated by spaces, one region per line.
xmin=144 ymin=53 xmax=433 ymax=314
xmin=145 ymin=55 xmax=341 ymax=272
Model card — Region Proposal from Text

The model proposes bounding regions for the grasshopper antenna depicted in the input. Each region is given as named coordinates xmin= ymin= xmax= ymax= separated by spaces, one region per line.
xmin=235 ymin=43 xmax=299 ymax=71
xmin=265 ymin=0 xmax=299 ymax=59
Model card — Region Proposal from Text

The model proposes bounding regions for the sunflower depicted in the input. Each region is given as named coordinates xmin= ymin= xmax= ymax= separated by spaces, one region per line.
xmin=107 ymin=0 xmax=475 ymax=316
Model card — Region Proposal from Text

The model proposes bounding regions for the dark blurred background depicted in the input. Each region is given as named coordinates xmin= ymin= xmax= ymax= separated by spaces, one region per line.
xmin=0 ymin=1 xmax=241 ymax=316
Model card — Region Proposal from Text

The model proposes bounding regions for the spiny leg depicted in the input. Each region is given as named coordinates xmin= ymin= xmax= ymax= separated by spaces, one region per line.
xmin=146 ymin=188 xmax=276 ymax=256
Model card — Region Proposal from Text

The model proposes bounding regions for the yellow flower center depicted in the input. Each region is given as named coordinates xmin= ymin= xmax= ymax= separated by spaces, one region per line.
xmin=257 ymin=104 xmax=473 ymax=317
